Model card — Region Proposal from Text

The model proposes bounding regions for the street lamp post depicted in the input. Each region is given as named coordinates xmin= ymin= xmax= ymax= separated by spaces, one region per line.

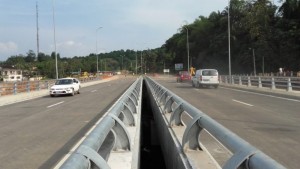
xmin=135 ymin=50 xmax=137 ymax=75
xmin=252 ymin=48 xmax=256 ymax=76
xmin=183 ymin=26 xmax=190 ymax=73
xmin=141 ymin=51 xmax=143 ymax=74
xmin=52 ymin=0 xmax=58 ymax=79
xmin=249 ymin=48 xmax=256 ymax=76
xmin=120 ymin=55 xmax=124 ymax=71
xmin=262 ymin=55 xmax=264 ymax=75
xmin=96 ymin=26 xmax=102 ymax=76
xmin=228 ymin=0 xmax=232 ymax=82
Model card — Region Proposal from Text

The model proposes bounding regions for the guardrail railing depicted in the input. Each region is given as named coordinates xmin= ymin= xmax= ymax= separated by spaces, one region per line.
xmin=58 ymin=77 xmax=142 ymax=169
xmin=145 ymin=76 xmax=286 ymax=169
xmin=220 ymin=75 xmax=300 ymax=92
xmin=0 ymin=76 xmax=111 ymax=96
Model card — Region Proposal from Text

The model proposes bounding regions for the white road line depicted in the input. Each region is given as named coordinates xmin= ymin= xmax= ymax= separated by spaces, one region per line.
xmin=91 ymin=90 xmax=97 ymax=93
xmin=47 ymin=101 xmax=64 ymax=108
xmin=222 ymin=87 xmax=300 ymax=103
xmin=232 ymin=99 xmax=253 ymax=107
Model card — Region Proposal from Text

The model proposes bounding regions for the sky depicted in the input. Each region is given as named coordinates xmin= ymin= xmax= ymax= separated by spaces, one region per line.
xmin=0 ymin=0 xmax=232 ymax=61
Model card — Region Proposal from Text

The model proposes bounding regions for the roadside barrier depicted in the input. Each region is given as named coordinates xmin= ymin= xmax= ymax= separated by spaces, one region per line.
xmin=220 ymin=75 xmax=300 ymax=92
xmin=0 ymin=76 xmax=107 ymax=96
xmin=144 ymin=76 xmax=286 ymax=169
xmin=59 ymin=77 xmax=142 ymax=169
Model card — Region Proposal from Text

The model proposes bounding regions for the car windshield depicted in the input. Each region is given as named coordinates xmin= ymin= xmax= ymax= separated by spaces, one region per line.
xmin=55 ymin=79 xmax=73 ymax=85
xmin=202 ymin=70 xmax=218 ymax=76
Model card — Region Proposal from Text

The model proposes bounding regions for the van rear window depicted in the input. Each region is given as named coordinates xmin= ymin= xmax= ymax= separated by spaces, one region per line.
xmin=202 ymin=70 xmax=218 ymax=76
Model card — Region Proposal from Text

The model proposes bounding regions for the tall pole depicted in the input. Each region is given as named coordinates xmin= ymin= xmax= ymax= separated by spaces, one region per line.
xmin=262 ymin=56 xmax=264 ymax=75
xmin=36 ymin=1 xmax=39 ymax=60
xmin=140 ymin=51 xmax=143 ymax=74
xmin=135 ymin=50 xmax=137 ymax=75
xmin=184 ymin=26 xmax=190 ymax=73
xmin=253 ymin=49 xmax=256 ymax=76
xmin=52 ymin=0 xmax=58 ymax=79
xmin=120 ymin=55 xmax=124 ymax=70
xmin=228 ymin=0 xmax=232 ymax=82
xmin=96 ymin=27 xmax=102 ymax=76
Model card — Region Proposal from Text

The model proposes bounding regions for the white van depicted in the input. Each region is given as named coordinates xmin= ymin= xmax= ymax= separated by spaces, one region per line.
xmin=192 ymin=69 xmax=219 ymax=88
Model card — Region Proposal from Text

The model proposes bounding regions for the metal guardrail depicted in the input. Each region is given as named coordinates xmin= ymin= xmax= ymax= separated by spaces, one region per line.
xmin=221 ymin=75 xmax=300 ymax=92
xmin=0 ymin=76 xmax=108 ymax=96
xmin=144 ymin=76 xmax=286 ymax=169
xmin=0 ymin=80 xmax=54 ymax=96
xmin=59 ymin=77 xmax=143 ymax=169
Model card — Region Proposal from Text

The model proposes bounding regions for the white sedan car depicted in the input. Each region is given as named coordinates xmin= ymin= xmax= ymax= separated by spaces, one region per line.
xmin=50 ymin=78 xmax=81 ymax=97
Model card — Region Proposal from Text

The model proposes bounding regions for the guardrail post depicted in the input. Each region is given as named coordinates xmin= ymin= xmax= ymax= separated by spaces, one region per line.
xmin=231 ymin=76 xmax=234 ymax=84
xmin=225 ymin=76 xmax=228 ymax=84
xmin=37 ymin=81 xmax=40 ymax=91
xmin=239 ymin=76 xmax=242 ymax=85
xmin=258 ymin=77 xmax=262 ymax=88
xmin=26 ymin=81 xmax=30 ymax=92
xmin=287 ymin=78 xmax=292 ymax=92
xmin=219 ymin=76 xmax=222 ymax=84
xmin=13 ymin=82 xmax=17 ymax=95
xmin=182 ymin=115 xmax=202 ymax=151
xmin=271 ymin=78 xmax=276 ymax=90
xmin=247 ymin=76 xmax=251 ymax=87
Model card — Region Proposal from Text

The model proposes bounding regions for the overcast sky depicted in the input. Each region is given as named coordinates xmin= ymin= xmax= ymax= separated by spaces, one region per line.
xmin=0 ymin=0 xmax=231 ymax=61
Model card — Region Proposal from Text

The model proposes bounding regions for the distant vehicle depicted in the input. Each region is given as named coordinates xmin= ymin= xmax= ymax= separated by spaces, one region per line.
xmin=192 ymin=69 xmax=219 ymax=88
xmin=176 ymin=71 xmax=191 ymax=82
xmin=50 ymin=78 xmax=81 ymax=97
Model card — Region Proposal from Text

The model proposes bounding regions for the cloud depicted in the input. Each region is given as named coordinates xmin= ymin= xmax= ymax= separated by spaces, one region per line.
xmin=54 ymin=40 xmax=89 ymax=57
xmin=0 ymin=42 xmax=18 ymax=60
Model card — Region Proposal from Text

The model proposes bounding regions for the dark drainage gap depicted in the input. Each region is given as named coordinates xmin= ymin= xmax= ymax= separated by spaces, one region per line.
xmin=140 ymin=81 xmax=166 ymax=169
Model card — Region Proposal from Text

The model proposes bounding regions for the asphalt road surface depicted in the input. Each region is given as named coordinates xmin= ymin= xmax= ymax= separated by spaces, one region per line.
xmin=154 ymin=77 xmax=300 ymax=169
xmin=0 ymin=76 xmax=136 ymax=169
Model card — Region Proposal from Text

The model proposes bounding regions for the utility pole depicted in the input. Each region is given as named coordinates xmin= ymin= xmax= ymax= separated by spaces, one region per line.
xmin=52 ymin=0 xmax=58 ymax=79
xmin=141 ymin=51 xmax=143 ymax=74
xmin=36 ymin=1 xmax=39 ymax=60
xmin=252 ymin=49 xmax=256 ymax=76
xmin=228 ymin=0 xmax=232 ymax=82
xmin=135 ymin=50 xmax=137 ymax=75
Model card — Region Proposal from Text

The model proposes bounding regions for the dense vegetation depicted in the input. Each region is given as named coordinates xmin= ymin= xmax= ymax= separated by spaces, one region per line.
xmin=1 ymin=0 xmax=299 ymax=78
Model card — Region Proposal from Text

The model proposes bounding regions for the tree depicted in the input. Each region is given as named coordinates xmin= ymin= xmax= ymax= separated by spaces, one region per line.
xmin=37 ymin=52 xmax=51 ymax=62
xmin=25 ymin=50 xmax=36 ymax=62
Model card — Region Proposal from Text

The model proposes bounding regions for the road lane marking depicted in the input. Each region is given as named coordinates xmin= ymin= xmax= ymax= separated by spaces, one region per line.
xmin=47 ymin=101 xmax=64 ymax=108
xmin=232 ymin=99 xmax=253 ymax=107
xmin=222 ymin=87 xmax=300 ymax=103
xmin=91 ymin=90 xmax=97 ymax=92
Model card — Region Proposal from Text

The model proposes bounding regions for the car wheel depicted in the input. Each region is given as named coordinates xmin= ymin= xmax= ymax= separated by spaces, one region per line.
xmin=50 ymin=94 xmax=55 ymax=97
xmin=214 ymin=85 xmax=219 ymax=89
xmin=77 ymin=89 xmax=80 ymax=94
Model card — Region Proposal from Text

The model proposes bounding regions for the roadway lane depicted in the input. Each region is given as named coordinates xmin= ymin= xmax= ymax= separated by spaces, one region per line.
xmin=0 ymin=76 xmax=136 ymax=169
xmin=154 ymin=77 xmax=300 ymax=169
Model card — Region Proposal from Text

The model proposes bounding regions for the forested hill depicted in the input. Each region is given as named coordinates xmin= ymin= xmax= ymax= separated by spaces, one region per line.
xmin=163 ymin=0 xmax=300 ymax=75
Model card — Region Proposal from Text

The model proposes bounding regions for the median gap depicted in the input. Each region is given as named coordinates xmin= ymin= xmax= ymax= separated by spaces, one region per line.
xmin=140 ymin=81 xmax=166 ymax=169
